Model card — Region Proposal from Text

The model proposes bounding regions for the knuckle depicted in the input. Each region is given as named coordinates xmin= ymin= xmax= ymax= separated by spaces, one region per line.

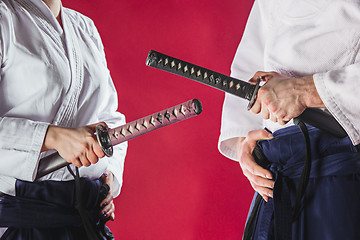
xmin=246 ymin=131 xmax=255 ymax=139
xmin=248 ymin=165 xmax=256 ymax=174
xmin=251 ymin=176 xmax=260 ymax=185
xmin=268 ymin=103 xmax=277 ymax=112
xmin=250 ymin=107 xmax=259 ymax=114
xmin=257 ymin=88 xmax=266 ymax=97
xmin=241 ymin=168 xmax=248 ymax=177
xmin=98 ymin=151 xmax=105 ymax=158
xmin=252 ymin=184 xmax=260 ymax=193
xmin=263 ymin=97 xmax=272 ymax=106
xmin=89 ymin=154 xmax=99 ymax=163
xmin=261 ymin=111 xmax=269 ymax=119
xmin=241 ymin=169 xmax=248 ymax=178
xmin=261 ymin=129 xmax=271 ymax=138
xmin=73 ymin=160 xmax=81 ymax=167
xmin=80 ymin=144 xmax=89 ymax=152
xmin=90 ymin=158 xmax=98 ymax=164
xmin=68 ymin=156 xmax=76 ymax=164
xmin=83 ymin=160 xmax=91 ymax=167
xmin=253 ymin=176 xmax=265 ymax=186
xmin=278 ymin=112 xmax=286 ymax=119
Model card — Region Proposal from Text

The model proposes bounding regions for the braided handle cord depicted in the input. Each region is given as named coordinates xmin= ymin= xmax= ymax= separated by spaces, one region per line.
xmin=98 ymin=99 xmax=202 ymax=156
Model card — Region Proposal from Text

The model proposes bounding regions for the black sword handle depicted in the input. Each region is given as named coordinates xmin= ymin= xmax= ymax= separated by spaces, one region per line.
xmin=146 ymin=50 xmax=257 ymax=101
xmin=146 ymin=50 xmax=347 ymax=138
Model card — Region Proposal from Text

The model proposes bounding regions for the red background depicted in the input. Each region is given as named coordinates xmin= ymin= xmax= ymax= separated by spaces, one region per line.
xmin=62 ymin=0 xmax=255 ymax=239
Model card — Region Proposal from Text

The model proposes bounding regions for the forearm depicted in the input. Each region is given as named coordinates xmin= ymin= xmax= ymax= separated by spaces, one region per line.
xmin=41 ymin=125 xmax=95 ymax=152
xmin=41 ymin=123 xmax=105 ymax=168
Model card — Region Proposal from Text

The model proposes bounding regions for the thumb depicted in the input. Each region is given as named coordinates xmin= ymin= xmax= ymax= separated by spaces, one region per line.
xmin=87 ymin=122 xmax=108 ymax=131
xmin=247 ymin=129 xmax=274 ymax=142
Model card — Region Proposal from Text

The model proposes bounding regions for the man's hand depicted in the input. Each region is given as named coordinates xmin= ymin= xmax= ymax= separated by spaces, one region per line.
xmin=249 ymin=71 xmax=324 ymax=124
xmin=237 ymin=129 xmax=275 ymax=202
xmin=100 ymin=170 xmax=115 ymax=221
xmin=41 ymin=123 xmax=107 ymax=167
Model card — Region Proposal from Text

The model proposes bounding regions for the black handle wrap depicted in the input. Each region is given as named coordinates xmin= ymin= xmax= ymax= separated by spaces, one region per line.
xmin=146 ymin=50 xmax=347 ymax=139
xmin=146 ymin=50 xmax=257 ymax=101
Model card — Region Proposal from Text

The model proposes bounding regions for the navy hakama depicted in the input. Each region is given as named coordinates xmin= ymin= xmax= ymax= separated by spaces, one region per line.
xmin=245 ymin=124 xmax=360 ymax=240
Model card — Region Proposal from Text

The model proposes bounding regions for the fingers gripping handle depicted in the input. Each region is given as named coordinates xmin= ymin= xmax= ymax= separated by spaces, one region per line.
xmin=36 ymin=99 xmax=203 ymax=179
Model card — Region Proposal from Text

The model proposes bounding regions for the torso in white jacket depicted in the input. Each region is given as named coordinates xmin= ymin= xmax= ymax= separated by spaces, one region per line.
xmin=219 ymin=0 xmax=360 ymax=160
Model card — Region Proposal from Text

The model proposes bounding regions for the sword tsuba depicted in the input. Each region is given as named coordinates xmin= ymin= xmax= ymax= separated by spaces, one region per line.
xmin=96 ymin=124 xmax=113 ymax=157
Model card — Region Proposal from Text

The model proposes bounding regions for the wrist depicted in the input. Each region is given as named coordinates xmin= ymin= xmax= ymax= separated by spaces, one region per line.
xmin=299 ymin=75 xmax=325 ymax=108
xmin=41 ymin=125 xmax=62 ymax=152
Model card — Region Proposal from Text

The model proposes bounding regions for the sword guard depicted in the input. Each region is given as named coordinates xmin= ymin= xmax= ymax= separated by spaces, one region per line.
xmin=96 ymin=124 xmax=113 ymax=157
xmin=247 ymin=77 xmax=261 ymax=111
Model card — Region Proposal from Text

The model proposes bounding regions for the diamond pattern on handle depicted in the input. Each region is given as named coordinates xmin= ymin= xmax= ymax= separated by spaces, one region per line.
xmin=145 ymin=50 xmax=257 ymax=101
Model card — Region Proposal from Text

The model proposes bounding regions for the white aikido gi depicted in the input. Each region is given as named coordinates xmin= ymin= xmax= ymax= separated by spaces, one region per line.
xmin=219 ymin=0 xmax=360 ymax=161
xmin=0 ymin=0 xmax=127 ymax=235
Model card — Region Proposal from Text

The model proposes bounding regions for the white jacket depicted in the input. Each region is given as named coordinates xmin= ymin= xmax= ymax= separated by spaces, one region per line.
xmin=0 ymin=0 xmax=127 ymax=197
xmin=219 ymin=0 xmax=360 ymax=160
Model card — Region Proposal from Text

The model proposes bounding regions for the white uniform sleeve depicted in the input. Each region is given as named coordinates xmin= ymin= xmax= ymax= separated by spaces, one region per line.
xmin=218 ymin=0 xmax=267 ymax=161
xmin=314 ymin=63 xmax=360 ymax=145
xmin=0 ymin=117 xmax=49 ymax=181
xmin=0 ymin=7 xmax=49 ymax=182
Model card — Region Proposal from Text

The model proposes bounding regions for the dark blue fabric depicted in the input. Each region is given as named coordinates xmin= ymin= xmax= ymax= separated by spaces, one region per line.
xmin=248 ymin=124 xmax=360 ymax=240
xmin=0 ymin=178 xmax=104 ymax=240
